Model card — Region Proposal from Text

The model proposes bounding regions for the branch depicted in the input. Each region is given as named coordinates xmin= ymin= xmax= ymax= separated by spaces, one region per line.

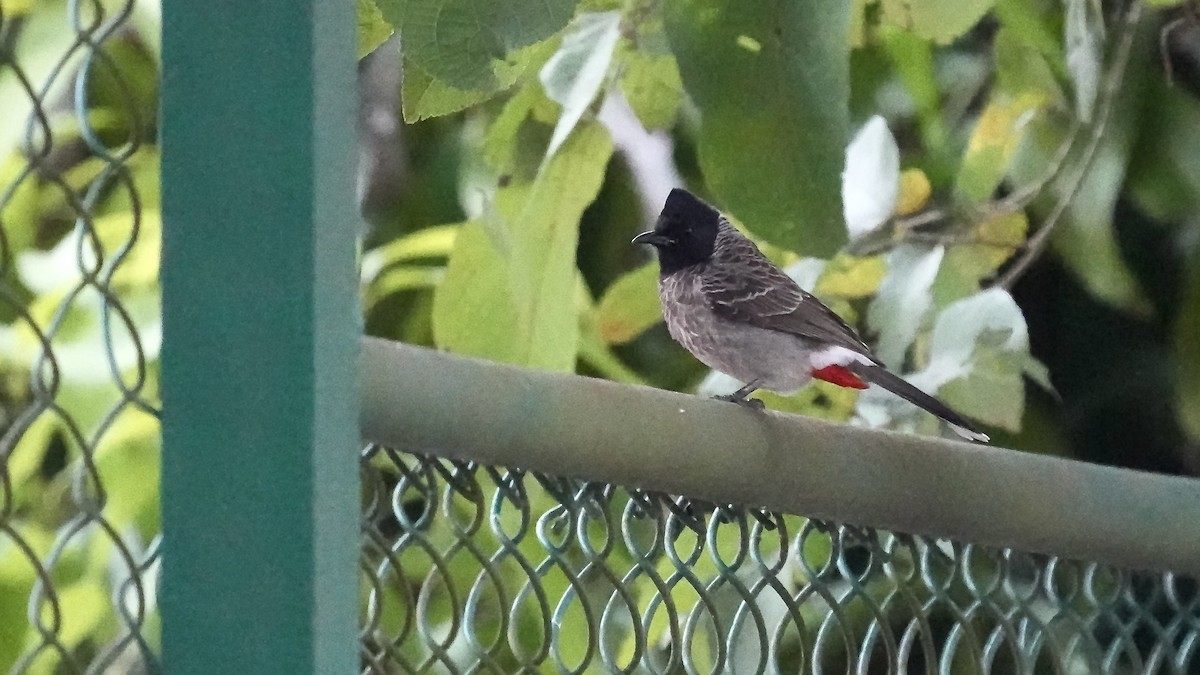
xmin=993 ymin=0 xmax=1144 ymax=290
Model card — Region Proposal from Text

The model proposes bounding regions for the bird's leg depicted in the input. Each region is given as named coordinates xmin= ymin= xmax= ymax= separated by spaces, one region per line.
xmin=713 ymin=380 xmax=764 ymax=410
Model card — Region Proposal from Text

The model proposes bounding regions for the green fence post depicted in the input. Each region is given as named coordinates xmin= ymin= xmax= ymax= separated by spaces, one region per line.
xmin=159 ymin=1 xmax=359 ymax=672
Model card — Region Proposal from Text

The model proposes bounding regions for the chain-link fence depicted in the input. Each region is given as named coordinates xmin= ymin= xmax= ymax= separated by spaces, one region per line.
xmin=361 ymin=448 xmax=1199 ymax=674
xmin=0 ymin=0 xmax=160 ymax=672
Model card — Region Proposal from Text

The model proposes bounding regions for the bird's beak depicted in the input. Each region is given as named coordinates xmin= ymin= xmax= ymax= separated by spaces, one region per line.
xmin=632 ymin=231 xmax=672 ymax=247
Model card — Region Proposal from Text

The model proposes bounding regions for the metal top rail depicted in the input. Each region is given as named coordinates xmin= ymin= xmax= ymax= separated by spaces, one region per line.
xmin=360 ymin=337 xmax=1200 ymax=578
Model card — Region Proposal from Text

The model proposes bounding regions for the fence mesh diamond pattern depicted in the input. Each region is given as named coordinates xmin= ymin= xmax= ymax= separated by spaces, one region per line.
xmin=0 ymin=0 xmax=160 ymax=672
xmin=361 ymin=448 xmax=1200 ymax=674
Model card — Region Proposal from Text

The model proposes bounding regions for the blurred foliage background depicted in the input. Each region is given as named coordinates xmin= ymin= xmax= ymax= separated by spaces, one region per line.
xmin=2 ymin=0 xmax=1200 ymax=670
xmin=357 ymin=0 xmax=1200 ymax=473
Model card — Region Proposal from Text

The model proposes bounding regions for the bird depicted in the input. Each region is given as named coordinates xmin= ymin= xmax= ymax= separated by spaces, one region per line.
xmin=632 ymin=188 xmax=989 ymax=443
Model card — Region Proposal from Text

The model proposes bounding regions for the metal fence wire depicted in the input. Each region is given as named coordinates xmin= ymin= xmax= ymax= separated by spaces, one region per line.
xmin=360 ymin=447 xmax=1200 ymax=675
xmin=0 ymin=0 xmax=160 ymax=673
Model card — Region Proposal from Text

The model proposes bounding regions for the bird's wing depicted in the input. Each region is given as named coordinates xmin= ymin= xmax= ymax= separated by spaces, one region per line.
xmin=701 ymin=224 xmax=874 ymax=355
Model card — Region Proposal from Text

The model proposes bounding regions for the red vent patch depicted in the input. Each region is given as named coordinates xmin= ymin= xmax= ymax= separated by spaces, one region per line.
xmin=812 ymin=365 xmax=868 ymax=389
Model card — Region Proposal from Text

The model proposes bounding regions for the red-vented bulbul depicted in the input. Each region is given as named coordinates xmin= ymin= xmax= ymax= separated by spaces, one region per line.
xmin=633 ymin=188 xmax=989 ymax=442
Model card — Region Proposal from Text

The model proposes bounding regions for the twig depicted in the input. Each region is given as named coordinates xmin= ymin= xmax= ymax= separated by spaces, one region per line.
xmin=993 ymin=0 xmax=1143 ymax=290
xmin=991 ymin=116 xmax=1083 ymax=215
xmin=851 ymin=231 xmax=1021 ymax=257
xmin=1160 ymin=1 xmax=1200 ymax=87
xmin=893 ymin=208 xmax=948 ymax=231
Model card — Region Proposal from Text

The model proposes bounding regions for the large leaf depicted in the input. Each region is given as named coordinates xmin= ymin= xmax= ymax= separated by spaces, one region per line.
xmin=881 ymin=0 xmax=996 ymax=44
xmin=1127 ymin=84 xmax=1200 ymax=223
xmin=357 ymin=0 xmax=394 ymax=59
xmin=618 ymin=46 xmax=684 ymax=131
xmin=955 ymin=91 xmax=1046 ymax=204
xmin=593 ymin=263 xmax=661 ymax=344
xmin=361 ymin=224 xmax=459 ymax=282
xmin=501 ymin=122 xmax=613 ymax=365
xmin=384 ymin=0 xmax=578 ymax=91
xmin=663 ymin=0 xmax=850 ymax=256
xmin=814 ymin=253 xmax=886 ymax=299
xmin=1050 ymin=133 xmax=1151 ymax=316
xmin=433 ymin=122 xmax=613 ymax=370
xmin=401 ymin=39 xmax=558 ymax=122
xmin=432 ymin=221 xmax=522 ymax=362
xmin=906 ymin=288 xmax=1047 ymax=430
xmin=955 ymin=25 xmax=1063 ymax=205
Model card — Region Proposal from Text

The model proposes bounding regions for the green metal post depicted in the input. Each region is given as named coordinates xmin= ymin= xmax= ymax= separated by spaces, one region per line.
xmin=159 ymin=2 xmax=359 ymax=673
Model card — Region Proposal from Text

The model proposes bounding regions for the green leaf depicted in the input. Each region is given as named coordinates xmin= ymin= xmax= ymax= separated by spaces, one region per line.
xmin=994 ymin=25 xmax=1065 ymax=104
xmin=878 ymin=27 xmax=956 ymax=183
xmin=401 ymin=40 xmax=557 ymax=122
xmin=433 ymin=122 xmax=613 ymax=370
xmin=578 ymin=276 xmax=647 ymax=383
xmin=881 ymin=0 xmax=996 ymax=45
xmin=0 ymin=0 xmax=36 ymax=14
xmin=1175 ymin=256 xmax=1200 ymax=442
xmin=42 ymin=581 xmax=111 ymax=652
xmin=93 ymin=408 xmax=161 ymax=536
xmin=401 ymin=61 xmax=497 ymax=122
xmin=502 ymin=122 xmax=614 ymax=368
xmin=540 ymin=12 xmax=623 ymax=159
xmin=0 ymin=155 xmax=40 ymax=257
xmin=0 ymin=412 xmax=74 ymax=508
xmin=1127 ymin=84 xmax=1200 ymax=223
xmin=363 ymin=266 xmax=445 ymax=312
xmin=663 ymin=0 xmax=850 ymax=256
xmin=481 ymin=83 xmax=560 ymax=180
xmin=932 ymin=211 xmax=1027 ymax=306
xmin=814 ymin=253 xmax=886 ymax=299
xmin=955 ymin=91 xmax=1046 ymax=203
xmin=618 ymin=46 xmax=684 ymax=130
xmin=1052 ymin=135 xmax=1151 ymax=316
xmin=994 ymin=0 xmax=1066 ymax=65
xmin=432 ymin=220 xmax=522 ymax=364
xmin=593 ymin=263 xmax=661 ymax=344
xmin=0 ymin=523 xmax=53 ymax=669
xmin=936 ymin=347 xmax=1025 ymax=430
xmin=361 ymin=224 xmax=459 ymax=282
xmin=906 ymin=288 xmax=1045 ymax=430
xmin=389 ymin=0 xmax=579 ymax=91
xmin=956 ymin=22 xmax=1063 ymax=205
xmin=356 ymin=0 xmax=394 ymax=59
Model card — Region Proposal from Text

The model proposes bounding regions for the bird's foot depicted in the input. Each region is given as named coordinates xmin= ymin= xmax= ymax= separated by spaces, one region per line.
xmin=712 ymin=393 xmax=765 ymax=410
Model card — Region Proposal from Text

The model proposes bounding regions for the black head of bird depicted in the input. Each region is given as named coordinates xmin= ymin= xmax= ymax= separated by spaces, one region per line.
xmin=632 ymin=188 xmax=721 ymax=274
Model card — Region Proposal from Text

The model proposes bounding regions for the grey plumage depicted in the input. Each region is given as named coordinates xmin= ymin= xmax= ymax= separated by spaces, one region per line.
xmin=634 ymin=188 xmax=989 ymax=442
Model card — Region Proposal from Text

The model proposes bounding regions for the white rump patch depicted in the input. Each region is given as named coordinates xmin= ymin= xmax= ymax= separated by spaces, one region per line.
xmin=809 ymin=346 xmax=874 ymax=370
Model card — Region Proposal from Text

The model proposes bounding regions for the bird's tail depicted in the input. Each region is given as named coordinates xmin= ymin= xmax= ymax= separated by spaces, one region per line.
xmin=847 ymin=363 xmax=990 ymax=443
